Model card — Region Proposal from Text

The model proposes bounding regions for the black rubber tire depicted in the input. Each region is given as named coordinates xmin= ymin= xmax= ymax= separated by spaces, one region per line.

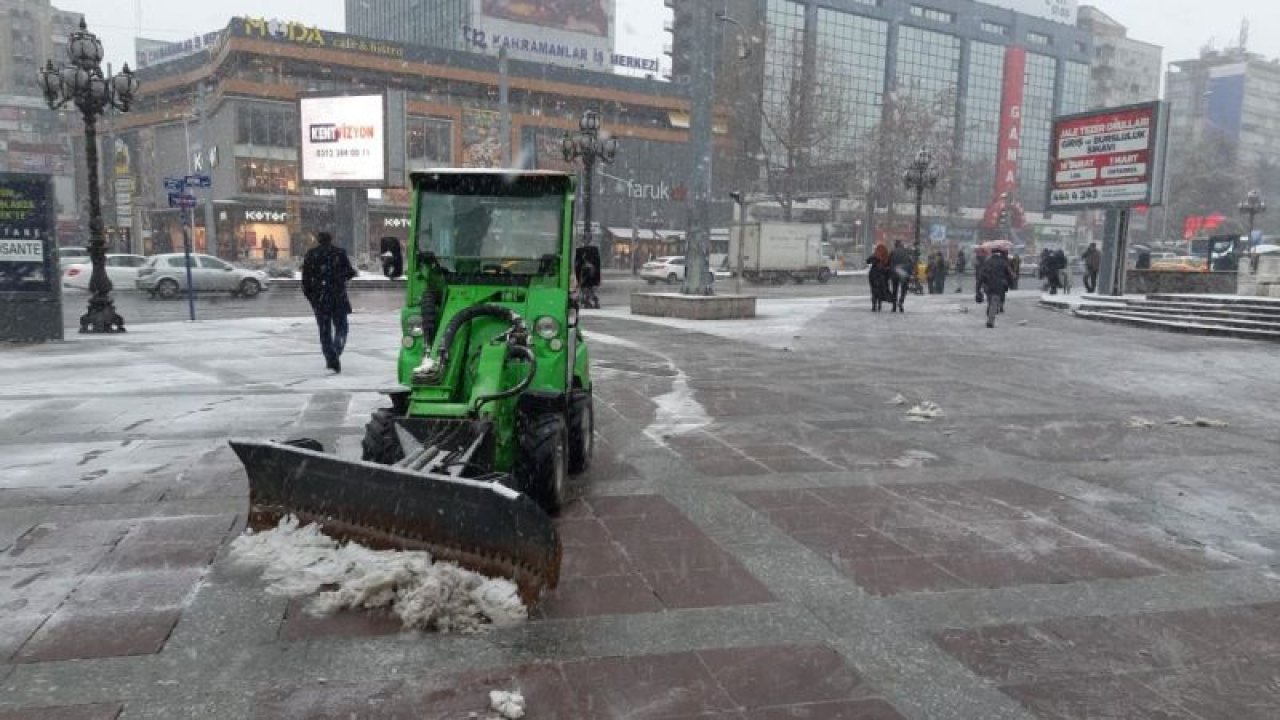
xmin=666 ymin=273 xmax=679 ymax=285
xmin=361 ymin=408 xmax=404 ymax=465
xmin=568 ymin=390 xmax=593 ymax=474
xmin=817 ymin=267 xmax=832 ymax=284
xmin=156 ymin=278 xmax=179 ymax=300
xmin=239 ymin=278 xmax=262 ymax=298
xmin=514 ymin=411 xmax=568 ymax=514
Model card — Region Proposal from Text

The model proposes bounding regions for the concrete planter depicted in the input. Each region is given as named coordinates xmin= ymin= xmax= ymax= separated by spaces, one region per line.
xmin=1124 ymin=270 xmax=1237 ymax=295
xmin=630 ymin=292 xmax=757 ymax=320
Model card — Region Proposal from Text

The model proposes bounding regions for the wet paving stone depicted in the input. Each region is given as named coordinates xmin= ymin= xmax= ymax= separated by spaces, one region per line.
xmin=537 ymin=574 xmax=664 ymax=619
xmin=0 ymin=704 xmax=123 ymax=720
xmin=277 ymin=599 xmax=401 ymax=642
xmin=836 ymin=555 xmax=969 ymax=596
xmin=1000 ymin=673 xmax=1192 ymax=719
xmin=13 ymin=608 xmax=180 ymax=663
xmin=562 ymin=651 xmax=739 ymax=717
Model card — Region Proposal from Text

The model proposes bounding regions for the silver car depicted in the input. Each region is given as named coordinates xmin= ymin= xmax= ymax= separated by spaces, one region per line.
xmin=136 ymin=253 xmax=270 ymax=299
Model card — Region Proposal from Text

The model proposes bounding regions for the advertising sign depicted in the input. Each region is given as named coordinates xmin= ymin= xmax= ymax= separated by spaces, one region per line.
xmin=298 ymin=93 xmax=405 ymax=187
xmin=466 ymin=0 xmax=614 ymax=70
xmin=0 ymin=174 xmax=55 ymax=294
xmin=978 ymin=0 xmax=1077 ymax=25
xmin=994 ymin=46 xmax=1026 ymax=201
xmin=1047 ymin=101 xmax=1169 ymax=211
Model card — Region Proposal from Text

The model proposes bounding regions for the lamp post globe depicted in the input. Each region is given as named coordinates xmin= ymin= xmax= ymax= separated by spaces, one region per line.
xmin=561 ymin=109 xmax=618 ymax=249
xmin=36 ymin=18 xmax=139 ymax=333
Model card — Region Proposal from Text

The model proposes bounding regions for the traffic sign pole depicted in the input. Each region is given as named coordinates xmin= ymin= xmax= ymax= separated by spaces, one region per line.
xmin=167 ymin=175 xmax=199 ymax=321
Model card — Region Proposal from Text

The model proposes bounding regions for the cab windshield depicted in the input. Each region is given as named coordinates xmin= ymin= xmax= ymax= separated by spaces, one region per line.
xmin=416 ymin=191 xmax=563 ymax=277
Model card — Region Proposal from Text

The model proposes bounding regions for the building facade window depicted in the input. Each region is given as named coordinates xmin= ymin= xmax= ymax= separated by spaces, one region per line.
xmin=814 ymin=7 xmax=889 ymax=162
xmin=910 ymin=6 xmax=955 ymax=24
xmin=1027 ymin=31 xmax=1052 ymax=46
xmin=962 ymin=41 xmax=1006 ymax=207
xmin=1061 ymin=61 xmax=1090 ymax=114
xmin=407 ymin=116 xmax=454 ymax=167
xmin=1019 ymin=52 xmax=1059 ymax=210
xmin=980 ymin=21 xmax=1008 ymax=36
xmin=237 ymin=158 xmax=298 ymax=195
xmin=236 ymin=104 xmax=299 ymax=148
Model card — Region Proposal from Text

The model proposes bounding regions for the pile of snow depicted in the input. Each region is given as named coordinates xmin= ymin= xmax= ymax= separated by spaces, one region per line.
xmin=489 ymin=690 xmax=526 ymax=719
xmin=228 ymin=516 xmax=526 ymax=633
xmin=1128 ymin=416 xmax=1157 ymax=430
xmin=1167 ymin=416 xmax=1230 ymax=428
xmin=886 ymin=393 xmax=909 ymax=406
xmin=905 ymin=402 xmax=945 ymax=423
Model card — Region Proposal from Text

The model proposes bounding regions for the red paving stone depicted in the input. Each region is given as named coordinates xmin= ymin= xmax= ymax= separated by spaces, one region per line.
xmin=13 ymin=608 xmax=180 ymax=663
xmin=537 ymin=574 xmax=664 ymax=619
xmin=643 ymin=564 xmax=775 ymax=610
xmin=695 ymin=645 xmax=875 ymax=708
xmin=560 ymin=541 xmax=633 ymax=579
xmin=1137 ymin=658 xmax=1280 ymax=720
xmin=95 ymin=539 xmax=218 ymax=573
xmin=64 ymin=569 xmax=203 ymax=611
xmin=562 ymin=652 xmax=738 ymax=718
xmin=736 ymin=489 xmax=832 ymax=511
xmin=0 ymin=704 xmax=123 ymax=720
xmin=1000 ymin=673 xmax=1194 ymax=720
xmin=743 ymin=699 xmax=907 ymax=719
xmin=837 ymin=556 xmax=969 ymax=596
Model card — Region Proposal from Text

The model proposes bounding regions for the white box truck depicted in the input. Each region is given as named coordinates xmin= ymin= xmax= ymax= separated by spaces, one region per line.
xmin=730 ymin=222 xmax=835 ymax=284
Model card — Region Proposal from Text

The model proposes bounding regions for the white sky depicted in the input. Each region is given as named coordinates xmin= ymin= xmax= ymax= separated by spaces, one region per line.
xmin=46 ymin=1 xmax=1280 ymax=81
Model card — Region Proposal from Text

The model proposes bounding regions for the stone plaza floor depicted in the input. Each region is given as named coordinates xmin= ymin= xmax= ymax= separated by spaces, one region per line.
xmin=3 ymin=291 xmax=1280 ymax=718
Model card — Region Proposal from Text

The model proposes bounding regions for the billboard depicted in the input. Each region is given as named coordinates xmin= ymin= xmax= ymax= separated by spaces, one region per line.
xmin=994 ymin=46 xmax=1026 ymax=200
xmin=978 ymin=0 xmax=1077 ymax=25
xmin=465 ymin=0 xmax=615 ymax=70
xmin=298 ymin=93 xmax=406 ymax=188
xmin=1046 ymin=101 xmax=1170 ymax=211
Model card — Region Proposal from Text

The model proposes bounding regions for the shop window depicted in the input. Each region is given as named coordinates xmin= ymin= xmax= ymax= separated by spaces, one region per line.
xmin=238 ymin=158 xmax=299 ymax=195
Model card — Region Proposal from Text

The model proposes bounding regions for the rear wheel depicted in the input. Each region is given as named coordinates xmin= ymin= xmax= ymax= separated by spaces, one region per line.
xmin=156 ymin=278 xmax=180 ymax=300
xmin=514 ymin=412 xmax=567 ymax=514
xmin=568 ymin=390 xmax=594 ymax=474
xmin=817 ymin=267 xmax=832 ymax=284
xmin=666 ymin=272 xmax=679 ymax=285
xmin=361 ymin=408 xmax=404 ymax=465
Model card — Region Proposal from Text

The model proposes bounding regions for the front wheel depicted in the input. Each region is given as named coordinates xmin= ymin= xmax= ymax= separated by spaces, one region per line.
xmin=568 ymin=390 xmax=594 ymax=474
xmin=514 ymin=412 xmax=568 ymax=514
xmin=361 ymin=408 xmax=404 ymax=465
xmin=817 ymin=268 xmax=832 ymax=284
xmin=666 ymin=273 xmax=679 ymax=285
xmin=239 ymin=278 xmax=262 ymax=298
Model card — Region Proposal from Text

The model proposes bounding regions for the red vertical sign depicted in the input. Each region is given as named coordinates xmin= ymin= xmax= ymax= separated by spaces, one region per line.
xmin=994 ymin=46 xmax=1026 ymax=199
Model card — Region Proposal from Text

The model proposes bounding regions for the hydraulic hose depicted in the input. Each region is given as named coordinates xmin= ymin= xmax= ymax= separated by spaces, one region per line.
xmin=472 ymin=345 xmax=537 ymax=415
xmin=429 ymin=304 xmax=524 ymax=381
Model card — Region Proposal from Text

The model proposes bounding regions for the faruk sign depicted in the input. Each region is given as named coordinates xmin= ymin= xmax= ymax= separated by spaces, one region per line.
xmin=979 ymin=0 xmax=1077 ymax=25
xmin=1046 ymin=101 xmax=1170 ymax=211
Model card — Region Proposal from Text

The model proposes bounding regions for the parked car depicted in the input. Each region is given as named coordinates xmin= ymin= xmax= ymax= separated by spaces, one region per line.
xmin=56 ymin=246 xmax=89 ymax=264
xmin=62 ymin=254 xmax=148 ymax=290
xmin=137 ymin=253 xmax=270 ymax=299
xmin=641 ymin=256 xmax=685 ymax=285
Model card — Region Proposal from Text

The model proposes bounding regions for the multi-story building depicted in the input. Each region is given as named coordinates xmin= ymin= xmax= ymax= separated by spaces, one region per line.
xmin=1167 ymin=47 xmax=1280 ymax=173
xmin=0 ymin=0 xmax=82 ymax=241
xmin=118 ymin=16 xmax=725 ymax=266
xmin=1077 ymin=5 xmax=1161 ymax=109
xmin=668 ymin=0 xmax=1094 ymax=246
xmin=346 ymin=0 xmax=622 ymax=74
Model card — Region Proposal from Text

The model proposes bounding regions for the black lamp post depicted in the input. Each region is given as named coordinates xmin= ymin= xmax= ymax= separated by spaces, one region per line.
xmin=562 ymin=109 xmax=618 ymax=248
xmin=38 ymin=19 xmax=138 ymax=333
xmin=1239 ymin=189 xmax=1266 ymax=253
xmin=902 ymin=148 xmax=939 ymax=252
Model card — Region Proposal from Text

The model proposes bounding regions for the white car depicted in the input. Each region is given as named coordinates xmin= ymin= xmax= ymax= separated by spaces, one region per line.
xmin=62 ymin=254 xmax=148 ymax=291
xmin=641 ymin=256 xmax=685 ymax=285
xmin=136 ymin=253 xmax=270 ymax=299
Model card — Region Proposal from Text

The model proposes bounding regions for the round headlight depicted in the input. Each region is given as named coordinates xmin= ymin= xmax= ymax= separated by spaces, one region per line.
xmin=406 ymin=314 xmax=425 ymax=337
xmin=534 ymin=316 xmax=559 ymax=340
xmin=401 ymin=335 xmax=415 ymax=349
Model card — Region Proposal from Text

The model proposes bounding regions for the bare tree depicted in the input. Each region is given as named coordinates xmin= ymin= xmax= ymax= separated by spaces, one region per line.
xmin=865 ymin=86 xmax=960 ymax=231
xmin=754 ymin=23 xmax=852 ymax=221
xmin=1160 ymin=128 xmax=1245 ymax=240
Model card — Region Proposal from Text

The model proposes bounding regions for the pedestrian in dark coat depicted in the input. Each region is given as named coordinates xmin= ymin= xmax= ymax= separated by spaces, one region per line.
xmin=302 ymin=231 xmax=358 ymax=373
xmin=1009 ymin=254 xmax=1022 ymax=290
xmin=954 ymin=250 xmax=967 ymax=293
xmin=888 ymin=241 xmax=913 ymax=313
xmin=1082 ymin=242 xmax=1101 ymax=293
xmin=978 ymin=248 xmax=1016 ymax=328
xmin=1045 ymin=249 xmax=1067 ymax=295
xmin=866 ymin=243 xmax=892 ymax=312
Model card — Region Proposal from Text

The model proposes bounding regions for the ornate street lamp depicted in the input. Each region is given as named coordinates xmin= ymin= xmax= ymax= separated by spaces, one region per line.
xmin=38 ymin=19 xmax=139 ymax=333
xmin=1239 ymin=189 xmax=1266 ymax=253
xmin=562 ymin=109 xmax=618 ymax=248
xmin=902 ymin=148 xmax=939 ymax=252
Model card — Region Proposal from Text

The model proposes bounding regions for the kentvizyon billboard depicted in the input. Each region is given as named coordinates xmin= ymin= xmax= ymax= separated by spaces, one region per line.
xmin=1046 ymin=101 xmax=1170 ymax=211
xmin=298 ymin=92 xmax=407 ymax=188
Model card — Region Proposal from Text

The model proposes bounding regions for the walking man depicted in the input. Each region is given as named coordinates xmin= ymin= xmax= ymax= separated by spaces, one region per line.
xmin=954 ymin=249 xmax=967 ymax=293
xmin=889 ymin=241 xmax=913 ymax=312
xmin=978 ymin=248 xmax=1016 ymax=328
xmin=1082 ymin=242 xmax=1101 ymax=293
xmin=302 ymin=231 xmax=358 ymax=374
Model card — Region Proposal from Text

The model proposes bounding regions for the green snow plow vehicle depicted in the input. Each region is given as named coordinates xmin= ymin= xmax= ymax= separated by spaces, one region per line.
xmin=231 ymin=170 xmax=593 ymax=602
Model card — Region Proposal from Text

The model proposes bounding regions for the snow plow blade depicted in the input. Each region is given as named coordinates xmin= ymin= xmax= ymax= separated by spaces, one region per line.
xmin=229 ymin=439 xmax=561 ymax=604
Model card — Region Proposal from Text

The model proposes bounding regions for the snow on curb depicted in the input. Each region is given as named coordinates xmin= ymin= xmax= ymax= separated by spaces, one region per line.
xmin=228 ymin=516 xmax=527 ymax=633
xmin=489 ymin=690 xmax=527 ymax=719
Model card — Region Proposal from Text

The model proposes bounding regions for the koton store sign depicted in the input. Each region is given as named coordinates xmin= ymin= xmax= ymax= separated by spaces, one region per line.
xmin=1046 ymin=102 xmax=1169 ymax=211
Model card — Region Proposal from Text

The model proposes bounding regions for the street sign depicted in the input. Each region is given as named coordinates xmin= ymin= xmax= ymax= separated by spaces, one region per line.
xmin=184 ymin=174 xmax=211 ymax=188
xmin=168 ymin=192 xmax=197 ymax=209
xmin=163 ymin=177 xmax=183 ymax=191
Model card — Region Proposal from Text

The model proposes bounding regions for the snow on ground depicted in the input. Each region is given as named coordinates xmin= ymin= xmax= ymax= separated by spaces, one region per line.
xmin=590 ymin=297 xmax=844 ymax=351
xmin=228 ymin=516 xmax=526 ymax=633
xmin=589 ymin=331 xmax=711 ymax=441
xmin=489 ymin=690 xmax=526 ymax=719
xmin=886 ymin=393 xmax=909 ymax=406
xmin=1128 ymin=416 xmax=1157 ymax=430
xmin=905 ymin=402 xmax=945 ymax=423
xmin=1167 ymin=416 xmax=1230 ymax=428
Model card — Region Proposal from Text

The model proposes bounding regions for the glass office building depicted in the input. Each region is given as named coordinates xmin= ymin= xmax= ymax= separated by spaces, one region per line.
xmin=710 ymin=0 xmax=1092 ymax=216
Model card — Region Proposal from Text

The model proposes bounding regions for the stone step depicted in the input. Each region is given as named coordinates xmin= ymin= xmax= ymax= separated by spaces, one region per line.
xmin=1072 ymin=308 xmax=1280 ymax=342
xmin=1086 ymin=308 xmax=1280 ymax=332
xmin=1145 ymin=293 xmax=1280 ymax=310
xmin=1110 ymin=303 xmax=1280 ymax=323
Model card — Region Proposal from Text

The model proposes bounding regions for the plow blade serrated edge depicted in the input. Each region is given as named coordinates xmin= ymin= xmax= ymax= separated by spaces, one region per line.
xmin=229 ymin=439 xmax=561 ymax=604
